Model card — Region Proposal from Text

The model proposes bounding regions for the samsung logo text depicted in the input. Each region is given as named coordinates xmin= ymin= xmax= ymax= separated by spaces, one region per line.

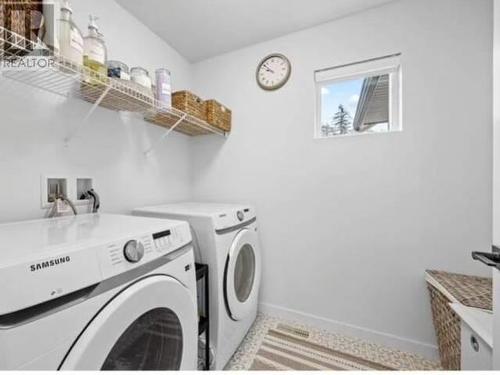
xmin=30 ymin=256 xmax=71 ymax=272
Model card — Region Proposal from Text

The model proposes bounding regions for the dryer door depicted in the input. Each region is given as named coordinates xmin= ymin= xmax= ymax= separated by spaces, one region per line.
xmin=224 ymin=228 xmax=261 ymax=321
xmin=59 ymin=275 xmax=197 ymax=370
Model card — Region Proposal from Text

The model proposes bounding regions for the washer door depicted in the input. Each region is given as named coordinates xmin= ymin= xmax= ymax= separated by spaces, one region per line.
xmin=60 ymin=275 xmax=197 ymax=370
xmin=224 ymin=228 xmax=261 ymax=321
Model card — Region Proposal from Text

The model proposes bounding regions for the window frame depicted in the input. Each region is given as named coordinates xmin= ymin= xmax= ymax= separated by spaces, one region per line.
xmin=314 ymin=54 xmax=402 ymax=139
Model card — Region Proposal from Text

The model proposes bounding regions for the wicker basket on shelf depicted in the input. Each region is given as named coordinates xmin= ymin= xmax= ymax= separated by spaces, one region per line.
xmin=425 ymin=270 xmax=492 ymax=370
xmin=172 ymin=90 xmax=205 ymax=120
xmin=1 ymin=2 xmax=42 ymax=33
xmin=1 ymin=1 xmax=43 ymax=55
xmin=205 ymin=99 xmax=232 ymax=132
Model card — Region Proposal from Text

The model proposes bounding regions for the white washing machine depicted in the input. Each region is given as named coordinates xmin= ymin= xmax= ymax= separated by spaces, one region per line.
xmin=0 ymin=213 xmax=198 ymax=370
xmin=133 ymin=203 xmax=262 ymax=370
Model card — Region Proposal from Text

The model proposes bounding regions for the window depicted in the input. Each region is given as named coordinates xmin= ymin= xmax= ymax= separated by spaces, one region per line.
xmin=315 ymin=54 xmax=402 ymax=138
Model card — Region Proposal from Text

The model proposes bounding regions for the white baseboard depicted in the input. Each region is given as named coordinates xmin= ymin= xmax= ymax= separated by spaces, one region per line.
xmin=259 ymin=302 xmax=439 ymax=361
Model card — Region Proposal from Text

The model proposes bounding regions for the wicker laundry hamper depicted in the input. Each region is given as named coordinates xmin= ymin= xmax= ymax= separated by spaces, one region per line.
xmin=425 ymin=270 xmax=492 ymax=370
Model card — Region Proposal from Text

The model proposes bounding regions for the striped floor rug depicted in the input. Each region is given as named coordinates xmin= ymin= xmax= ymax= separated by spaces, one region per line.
xmin=250 ymin=328 xmax=395 ymax=371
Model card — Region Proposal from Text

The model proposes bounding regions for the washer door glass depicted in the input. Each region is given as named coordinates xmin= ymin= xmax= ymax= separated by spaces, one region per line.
xmin=225 ymin=229 xmax=261 ymax=321
xmin=60 ymin=275 xmax=197 ymax=370
xmin=101 ymin=307 xmax=183 ymax=370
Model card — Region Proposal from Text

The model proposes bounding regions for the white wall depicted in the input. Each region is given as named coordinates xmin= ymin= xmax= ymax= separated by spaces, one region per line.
xmin=493 ymin=2 xmax=500 ymax=368
xmin=191 ymin=0 xmax=493 ymax=357
xmin=494 ymin=0 xmax=500 ymax=246
xmin=0 ymin=0 xmax=493 ymax=360
xmin=0 ymin=0 xmax=194 ymax=223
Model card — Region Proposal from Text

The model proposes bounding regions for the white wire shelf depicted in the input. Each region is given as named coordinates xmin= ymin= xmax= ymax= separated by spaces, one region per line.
xmin=0 ymin=26 xmax=228 ymax=139
xmin=144 ymin=108 xmax=226 ymax=137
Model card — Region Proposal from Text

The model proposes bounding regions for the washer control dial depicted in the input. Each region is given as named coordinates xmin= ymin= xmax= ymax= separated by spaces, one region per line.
xmin=123 ymin=240 xmax=145 ymax=263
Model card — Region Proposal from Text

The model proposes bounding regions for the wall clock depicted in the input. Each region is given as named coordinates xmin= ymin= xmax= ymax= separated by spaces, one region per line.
xmin=256 ymin=53 xmax=291 ymax=91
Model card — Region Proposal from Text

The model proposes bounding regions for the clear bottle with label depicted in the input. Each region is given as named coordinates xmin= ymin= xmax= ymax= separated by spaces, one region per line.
xmin=42 ymin=0 xmax=61 ymax=55
xmin=83 ymin=15 xmax=107 ymax=82
xmin=57 ymin=0 xmax=83 ymax=71
xmin=155 ymin=68 xmax=172 ymax=110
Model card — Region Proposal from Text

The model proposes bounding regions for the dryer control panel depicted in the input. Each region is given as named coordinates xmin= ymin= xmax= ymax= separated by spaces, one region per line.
xmin=213 ymin=206 xmax=256 ymax=232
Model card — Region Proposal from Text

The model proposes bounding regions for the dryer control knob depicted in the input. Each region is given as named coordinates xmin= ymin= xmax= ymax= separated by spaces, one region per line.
xmin=123 ymin=240 xmax=145 ymax=263
xmin=237 ymin=211 xmax=244 ymax=221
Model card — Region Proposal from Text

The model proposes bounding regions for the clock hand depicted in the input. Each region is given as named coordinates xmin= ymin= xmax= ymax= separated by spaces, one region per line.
xmin=263 ymin=64 xmax=275 ymax=74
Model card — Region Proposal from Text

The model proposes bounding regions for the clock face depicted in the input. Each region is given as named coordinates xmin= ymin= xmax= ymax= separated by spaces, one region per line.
xmin=256 ymin=53 xmax=291 ymax=91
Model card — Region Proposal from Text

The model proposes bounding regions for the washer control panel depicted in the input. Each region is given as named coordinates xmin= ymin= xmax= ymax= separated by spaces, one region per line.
xmin=153 ymin=229 xmax=173 ymax=250
xmin=98 ymin=222 xmax=191 ymax=279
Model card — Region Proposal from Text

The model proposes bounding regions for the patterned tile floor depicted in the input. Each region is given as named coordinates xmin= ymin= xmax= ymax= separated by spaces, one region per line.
xmin=225 ymin=313 xmax=441 ymax=371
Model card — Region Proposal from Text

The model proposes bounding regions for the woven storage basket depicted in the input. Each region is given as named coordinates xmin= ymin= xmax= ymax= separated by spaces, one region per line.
xmin=1 ymin=1 xmax=43 ymax=50
xmin=205 ymin=99 xmax=232 ymax=132
xmin=426 ymin=270 xmax=492 ymax=370
xmin=172 ymin=91 xmax=205 ymax=120
xmin=427 ymin=284 xmax=461 ymax=370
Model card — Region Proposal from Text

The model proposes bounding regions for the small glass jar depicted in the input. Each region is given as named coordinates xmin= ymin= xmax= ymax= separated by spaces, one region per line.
xmin=107 ymin=60 xmax=130 ymax=80
xmin=130 ymin=67 xmax=152 ymax=89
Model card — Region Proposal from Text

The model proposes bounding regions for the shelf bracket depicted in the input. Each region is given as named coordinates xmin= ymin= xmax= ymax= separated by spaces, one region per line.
xmin=83 ymin=85 xmax=111 ymax=122
xmin=64 ymin=85 xmax=111 ymax=146
xmin=144 ymin=113 xmax=187 ymax=156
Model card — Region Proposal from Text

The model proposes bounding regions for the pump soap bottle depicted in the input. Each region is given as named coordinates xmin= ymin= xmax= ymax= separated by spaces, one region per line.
xmin=57 ymin=0 xmax=83 ymax=71
xmin=83 ymin=15 xmax=107 ymax=83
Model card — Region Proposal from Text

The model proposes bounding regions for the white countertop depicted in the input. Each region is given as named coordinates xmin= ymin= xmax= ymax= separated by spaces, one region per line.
xmin=450 ymin=303 xmax=493 ymax=348
xmin=0 ymin=214 xmax=186 ymax=266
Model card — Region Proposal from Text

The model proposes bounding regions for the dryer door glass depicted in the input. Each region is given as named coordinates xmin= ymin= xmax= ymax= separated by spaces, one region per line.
xmin=234 ymin=244 xmax=256 ymax=303
xmin=225 ymin=229 xmax=261 ymax=321
xmin=101 ymin=307 xmax=183 ymax=370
